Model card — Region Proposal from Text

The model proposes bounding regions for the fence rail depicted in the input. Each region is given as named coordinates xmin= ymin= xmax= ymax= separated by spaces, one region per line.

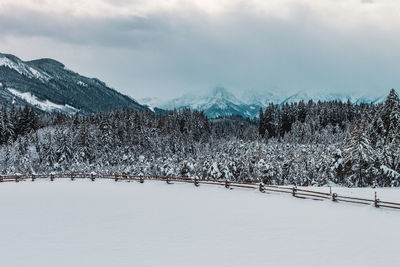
xmin=0 ymin=173 xmax=399 ymax=210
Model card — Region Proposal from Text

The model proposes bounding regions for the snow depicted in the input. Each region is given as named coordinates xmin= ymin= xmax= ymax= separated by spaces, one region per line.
xmin=299 ymin=185 xmax=400 ymax=203
xmin=156 ymin=87 xmax=387 ymax=118
xmin=0 ymin=57 xmax=24 ymax=74
xmin=241 ymin=90 xmax=283 ymax=107
xmin=77 ymin=81 xmax=88 ymax=87
xmin=28 ymin=66 xmax=51 ymax=81
xmin=0 ymin=179 xmax=399 ymax=267
xmin=163 ymin=87 xmax=242 ymax=110
xmin=63 ymin=66 xmax=74 ymax=72
xmin=158 ymin=87 xmax=253 ymax=117
xmin=0 ymin=56 xmax=51 ymax=82
xmin=7 ymin=88 xmax=79 ymax=113
xmin=139 ymin=98 xmax=157 ymax=111
xmin=65 ymin=104 xmax=78 ymax=111
xmin=380 ymin=165 xmax=400 ymax=180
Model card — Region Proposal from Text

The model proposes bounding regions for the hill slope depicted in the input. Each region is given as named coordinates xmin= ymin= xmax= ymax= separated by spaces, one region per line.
xmin=0 ymin=53 xmax=146 ymax=113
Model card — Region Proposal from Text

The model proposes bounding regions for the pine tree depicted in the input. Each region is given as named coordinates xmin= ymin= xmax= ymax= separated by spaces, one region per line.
xmin=381 ymin=89 xmax=400 ymax=142
xmin=343 ymin=119 xmax=375 ymax=186
xmin=380 ymin=124 xmax=400 ymax=186
xmin=42 ymin=132 xmax=56 ymax=168
xmin=264 ymin=103 xmax=275 ymax=138
xmin=0 ymin=107 xmax=14 ymax=145
xmin=258 ymin=108 xmax=266 ymax=138
xmin=55 ymin=128 xmax=73 ymax=167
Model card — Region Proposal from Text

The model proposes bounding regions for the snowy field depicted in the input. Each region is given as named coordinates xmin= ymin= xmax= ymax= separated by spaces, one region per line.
xmin=1 ymin=180 xmax=400 ymax=267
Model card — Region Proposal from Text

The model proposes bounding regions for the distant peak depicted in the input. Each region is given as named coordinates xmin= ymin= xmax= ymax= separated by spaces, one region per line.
xmin=0 ymin=53 xmax=22 ymax=62
xmin=211 ymin=87 xmax=234 ymax=98
xmin=27 ymin=58 xmax=65 ymax=68
xmin=0 ymin=52 xmax=65 ymax=69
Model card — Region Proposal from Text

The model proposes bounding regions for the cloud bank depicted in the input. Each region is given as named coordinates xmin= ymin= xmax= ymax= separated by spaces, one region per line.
xmin=0 ymin=0 xmax=399 ymax=99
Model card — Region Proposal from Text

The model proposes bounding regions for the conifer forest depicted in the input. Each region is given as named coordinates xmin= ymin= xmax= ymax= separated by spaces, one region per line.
xmin=1 ymin=89 xmax=399 ymax=187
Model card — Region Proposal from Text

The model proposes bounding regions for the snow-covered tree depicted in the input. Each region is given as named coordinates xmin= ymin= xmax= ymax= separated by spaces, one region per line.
xmin=343 ymin=119 xmax=375 ymax=186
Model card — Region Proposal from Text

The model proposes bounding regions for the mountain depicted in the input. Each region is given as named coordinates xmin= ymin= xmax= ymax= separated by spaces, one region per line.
xmin=0 ymin=53 xmax=146 ymax=114
xmin=2 ymin=52 xmax=386 ymax=118
xmin=152 ymin=87 xmax=261 ymax=118
xmin=241 ymin=90 xmax=282 ymax=107
xmin=149 ymin=87 xmax=386 ymax=118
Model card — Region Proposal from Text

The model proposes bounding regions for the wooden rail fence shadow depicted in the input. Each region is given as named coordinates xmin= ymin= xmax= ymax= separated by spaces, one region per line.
xmin=1 ymin=173 xmax=399 ymax=210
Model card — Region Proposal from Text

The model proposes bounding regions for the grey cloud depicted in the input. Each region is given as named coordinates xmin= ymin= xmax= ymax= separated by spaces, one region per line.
xmin=0 ymin=3 xmax=399 ymax=100
xmin=0 ymin=7 xmax=172 ymax=48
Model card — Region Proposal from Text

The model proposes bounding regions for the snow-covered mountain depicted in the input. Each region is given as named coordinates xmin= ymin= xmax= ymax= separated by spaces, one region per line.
xmin=146 ymin=87 xmax=386 ymax=118
xmin=147 ymin=87 xmax=261 ymax=118
xmin=0 ymin=53 xmax=147 ymax=114
xmin=241 ymin=90 xmax=283 ymax=107
xmin=2 ymin=53 xmax=386 ymax=117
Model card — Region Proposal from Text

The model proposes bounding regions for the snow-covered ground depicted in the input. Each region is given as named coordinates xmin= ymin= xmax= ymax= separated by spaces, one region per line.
xmin=0 ymin=180 xmax=399 ymax=267
xmin=7 ymin=88 xmax=79 ymax=114
xmin=305 ymin=185 xmax=400 ymax=203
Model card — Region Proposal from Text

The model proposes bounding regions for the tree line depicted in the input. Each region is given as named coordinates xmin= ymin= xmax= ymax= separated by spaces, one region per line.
xmin=0 ymin=89 xmax=399 ymax=187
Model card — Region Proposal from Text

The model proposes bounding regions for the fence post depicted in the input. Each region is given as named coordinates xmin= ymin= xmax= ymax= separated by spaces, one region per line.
xmin=332 ymin=193 xmax=337 ymax=202
xmin=71 ymin=174 xmax=74 ymax=181
xmin=374 ymin=192 xmax=380 ymax=208
xmin=259 ymin=183 xmax=265 ymax=193
xmin=115 ymin=174 xmax=118 ymax=182
xmin=50 ymin=174 xmax=54 ymax=181
xmin=292 ymin=187 xmax=297 ymax=197
xmin=0 ymin=176 xmax=3 ymax=182
xmin=31 ymin=174 xmax=35 ymax=182
xmin=166 ymin=177 xmax=171 ymax=184
xmin=15 ymin=176 xmax=19 ymax=183
xmin=91 ymin=174 xmax=95 ymax=181
xmin=225 ymin=180 xmax=230 ymax=189
xmin=139 ymin=177 xmax=144 ymax=183
xmin=194 ymin=178 xmax=199 ymax=187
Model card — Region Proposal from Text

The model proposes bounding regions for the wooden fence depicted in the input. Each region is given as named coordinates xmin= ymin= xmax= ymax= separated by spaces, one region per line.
xmin=1 ymin=173 xmax=399 ymax=210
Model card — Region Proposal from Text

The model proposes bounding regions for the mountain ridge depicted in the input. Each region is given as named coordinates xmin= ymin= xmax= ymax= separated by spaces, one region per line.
xmin=142 ymin=87 xmax=387 ymax=118
xmin=0 ymin=53 xmax=147 ymax=114
xmin=0 ymin=52 xmax=388 ymax=118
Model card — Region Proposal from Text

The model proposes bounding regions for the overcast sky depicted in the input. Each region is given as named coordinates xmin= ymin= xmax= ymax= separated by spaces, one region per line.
xmin=0 ymin=0 xmax=399 ymax=100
